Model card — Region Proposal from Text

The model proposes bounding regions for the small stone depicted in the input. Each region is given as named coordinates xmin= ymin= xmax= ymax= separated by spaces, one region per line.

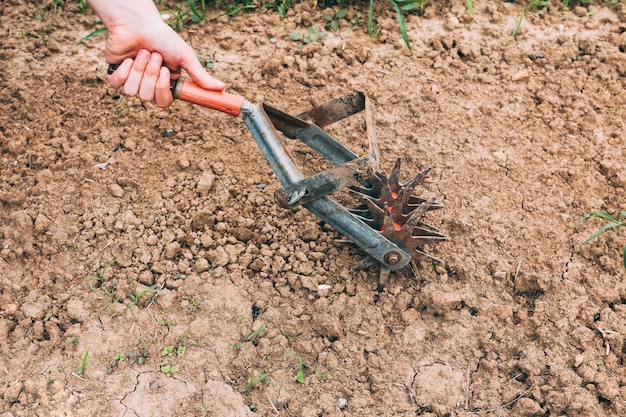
xmin=336 ymin=398 xmax=347 ymax=410
xmin=196 ymin=258 xmax=210 ymax=272
xmin=283 ymin=55 xmax=295 ymax=67
xmin=512 ymin=70 xmax=529 ymax=81
xmin=574 ymin=354 xmax=584 ymax=368
xmin=317 ymin=284 xmax=331 ymax=297
xmin=444 ymin=14 xmax=459 ymax=31
xmin=207 ymin=246 xmax=229 ymax=267
xmin=164 ymin=242 xmax=181 ymax=259
xmin=34 ymin=213 xmax=51 ymax=233
xmin=231 ymin=227 xmax=253 ymax=242
xmin=301 ymin=275 xmax=318 ymax=292
xmin=66 ymin=297 xmax=89 ymax=322
xmin=196 ymin=172 xmax=215 ymax=196
xmin=492 ymin=151 xmax=507 ymax=164
xmin=191 ymin=211 xmax=214 ymax=230
xmin=4 ymin=380 xmax=24 ymax=404
xmin=109 ymin=183 xmax=124 ymax=198
xmin=177 ymin=154 xmax=190 ymax=169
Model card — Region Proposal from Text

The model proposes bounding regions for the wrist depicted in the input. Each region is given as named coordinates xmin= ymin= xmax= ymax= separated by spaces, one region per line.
xmin=87 ymin=0 xmax=162 ymax=30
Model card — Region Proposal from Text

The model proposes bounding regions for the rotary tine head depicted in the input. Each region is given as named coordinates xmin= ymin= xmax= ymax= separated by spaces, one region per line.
xmin=349 ymin=158 xmax=446 ymax=290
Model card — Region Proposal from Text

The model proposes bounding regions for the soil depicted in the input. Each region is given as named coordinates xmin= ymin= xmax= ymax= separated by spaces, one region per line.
xmin=2 ymin=0 xmax=626 ymax=416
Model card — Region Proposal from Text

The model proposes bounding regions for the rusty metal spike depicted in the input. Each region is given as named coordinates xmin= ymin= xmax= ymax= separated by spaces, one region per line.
xmin=348 ymin=159 xmax=446 ymax=291
xmin=388 ymin=158 xmax=402 ymax=195
xmin=403 ymin=197 xmax=434 ymax=229
xmin=400 ymin=167 xmax=431 ymax=202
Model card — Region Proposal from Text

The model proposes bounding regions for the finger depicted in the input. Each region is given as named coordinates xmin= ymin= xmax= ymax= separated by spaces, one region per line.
xmin=182 ymin=55 xmax=226 ymax=91
xmin=122 ymin=49 xmax=151 ymax=97
xmin=154 ymin=67 xmax=174 ymax=108
xmin=106 ymin=58 xmax=133 ymax=89
xmin=138 ymin=52 xmax=163 ymax=102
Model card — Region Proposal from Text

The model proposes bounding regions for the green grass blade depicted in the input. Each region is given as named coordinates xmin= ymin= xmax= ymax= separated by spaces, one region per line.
xmin=388 ymin=0 xmax=412 ymax=53
xmin=586 ymin=210 xmax=619 ymax=223
xmin=368 ymin=0 xmax=376 ymax=36
xmin=80 ymin=347 xmax=90 ymax=375
xmin=579 ymin=222 xmax=621 ymax=248
xmin=77 ymin=27 xmax=107 ymax=44
xmin=512 ymin=4 xmax=528 ymax=38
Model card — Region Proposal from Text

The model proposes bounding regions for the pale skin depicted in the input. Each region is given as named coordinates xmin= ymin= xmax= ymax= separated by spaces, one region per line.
xmin=86 ymin=0 xmax=225 ymax=107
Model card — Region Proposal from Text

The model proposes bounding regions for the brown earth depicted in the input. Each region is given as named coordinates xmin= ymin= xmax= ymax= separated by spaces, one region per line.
xmin=2 ymin=0 xmax=626 ymax=416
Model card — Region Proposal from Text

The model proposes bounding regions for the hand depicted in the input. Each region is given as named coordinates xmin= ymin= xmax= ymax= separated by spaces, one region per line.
xmin=107 ymin=50 xmax=176 ymax=108
xmin=87 ymin=0 xmax=225 ymax=107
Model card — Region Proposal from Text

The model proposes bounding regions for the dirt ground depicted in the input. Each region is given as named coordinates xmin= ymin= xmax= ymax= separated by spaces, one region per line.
xmin=2 ymin=0 xmax=626 ymax=416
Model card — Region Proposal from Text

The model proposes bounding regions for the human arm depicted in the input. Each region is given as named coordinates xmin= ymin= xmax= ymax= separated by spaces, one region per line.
xmin=86 ymin=0 xmax=225 ymax=107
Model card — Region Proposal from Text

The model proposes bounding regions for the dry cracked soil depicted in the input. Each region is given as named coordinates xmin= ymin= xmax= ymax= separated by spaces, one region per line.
xmin=1 ymin=0 xmax=626 ymax=416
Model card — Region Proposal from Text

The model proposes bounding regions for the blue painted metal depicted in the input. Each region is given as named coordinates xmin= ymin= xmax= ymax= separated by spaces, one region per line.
xmin=240 ymin=101 xmax=411 ymax=271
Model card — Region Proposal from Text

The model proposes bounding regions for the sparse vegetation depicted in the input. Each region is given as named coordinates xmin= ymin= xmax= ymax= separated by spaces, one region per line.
xmin=74 ymin=347 xmax=90 ymax=376
xmin=88 ymin=259 xmax=121 ymax=317
xmin=577 ymin=210 xmax=626 ymax=270
xmin=242 ymin=323 xmax=265 ymax=343
xmin=243 ymin=368 xmax=270 ymax=393
xmin=160 ymin=360 xmax=179 ymax=377
xmin=127 ymin=278 xmax=161 ymax=307
xmin=285 ymin=348 xmax=308 ymax=384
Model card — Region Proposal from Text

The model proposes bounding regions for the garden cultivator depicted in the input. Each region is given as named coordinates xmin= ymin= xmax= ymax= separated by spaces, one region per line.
xmin=112 ymin=67 xmax=446 ymax=290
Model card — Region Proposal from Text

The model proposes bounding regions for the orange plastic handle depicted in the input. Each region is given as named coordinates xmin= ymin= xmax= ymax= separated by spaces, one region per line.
xmin=173 ymin=79 xmax=244 ymax=117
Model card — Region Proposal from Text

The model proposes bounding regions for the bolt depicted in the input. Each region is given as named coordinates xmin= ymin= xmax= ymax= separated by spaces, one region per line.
xmin=384 ymin=251 xmax=401 ymax=265
xmin=274 ymin=189 xmax=290 ymax=209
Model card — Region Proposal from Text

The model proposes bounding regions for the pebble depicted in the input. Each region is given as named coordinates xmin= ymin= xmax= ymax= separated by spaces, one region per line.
xmin=336 ymin=398 xmax=347 ymax=410
xmin=512 ymin=70 xmax=529 ymax=81
xmin=574 ymin=353 xmax=584 ymax=367
xmin=444 ymin=14 xmax=460 ymax=31
xmin=109 ymin=183 xmax=124 ymax=198
xmin=196 ymin=172 xmax=215 ymax=196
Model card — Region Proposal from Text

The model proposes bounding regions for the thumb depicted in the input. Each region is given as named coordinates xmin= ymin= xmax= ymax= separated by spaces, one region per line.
xmin=181 ymin=54 xmax=226 ymax=91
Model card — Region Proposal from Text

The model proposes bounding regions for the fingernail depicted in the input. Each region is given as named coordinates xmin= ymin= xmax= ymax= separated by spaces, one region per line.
xmin=136 ymin=50 xmax=150 ymax=62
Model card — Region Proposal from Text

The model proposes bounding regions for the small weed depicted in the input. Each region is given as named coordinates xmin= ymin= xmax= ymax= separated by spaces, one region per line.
xmin=77 ymin=26 xmax=107 ymax=44
xmin=197 ymin=55 xmax=215 ymax=70
xmin=289 ymin=26 xmax=328 ymax=49
xmin=107 ymin=340 xmax=150 ymax=374
xmin=198 ymin=403 xmax=214 ymax=417
xmin=277 ymin=0 xmax=293 ymax=19
xmin=75 ymin=347 xmax=90 ymax=376
xmin=576 ymin=210 xmax=626 ymax=270
xmin=286 ymin=348 xmax=308 ymax=384
xmin=126 ymin=348 xmax=149 ymax=365
xmin=243 ymin=368 xmax=270 ymax=393
xmin=88 ymin=258 xmax=117 ymax=285
xmin=160 ymin=360 xmax=179 ymax=377
xmin=324 ymin=8 xmax=347 ymax=31
xmin=189 ymin=339 xmax=206 ymax=347
xmin=162 ymin=331 xmax=188 ymax=357
xmin=243 ymin=323 xmax=265 ymax=343
xmin=388 ymin=0 xmax=421 ymax=53
xmin=88 ymin=262 xmax=121 ymax=316
xmin=316 ymin=365 xmax=332 ymax=381
xmin=66 ymin=333 xmax=82 ymax=348
xmin=155 ymin=311 xmax=176 ymax=326
xmin=160 ymin=0 xmax=209 ymax=30
xmin=180 ymin=295 xmax=202 ymax=314
xmin=127 ymin=278 xmax=160 ymax=307
xmin=513 ymin=0 xmax=550 ymax=38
